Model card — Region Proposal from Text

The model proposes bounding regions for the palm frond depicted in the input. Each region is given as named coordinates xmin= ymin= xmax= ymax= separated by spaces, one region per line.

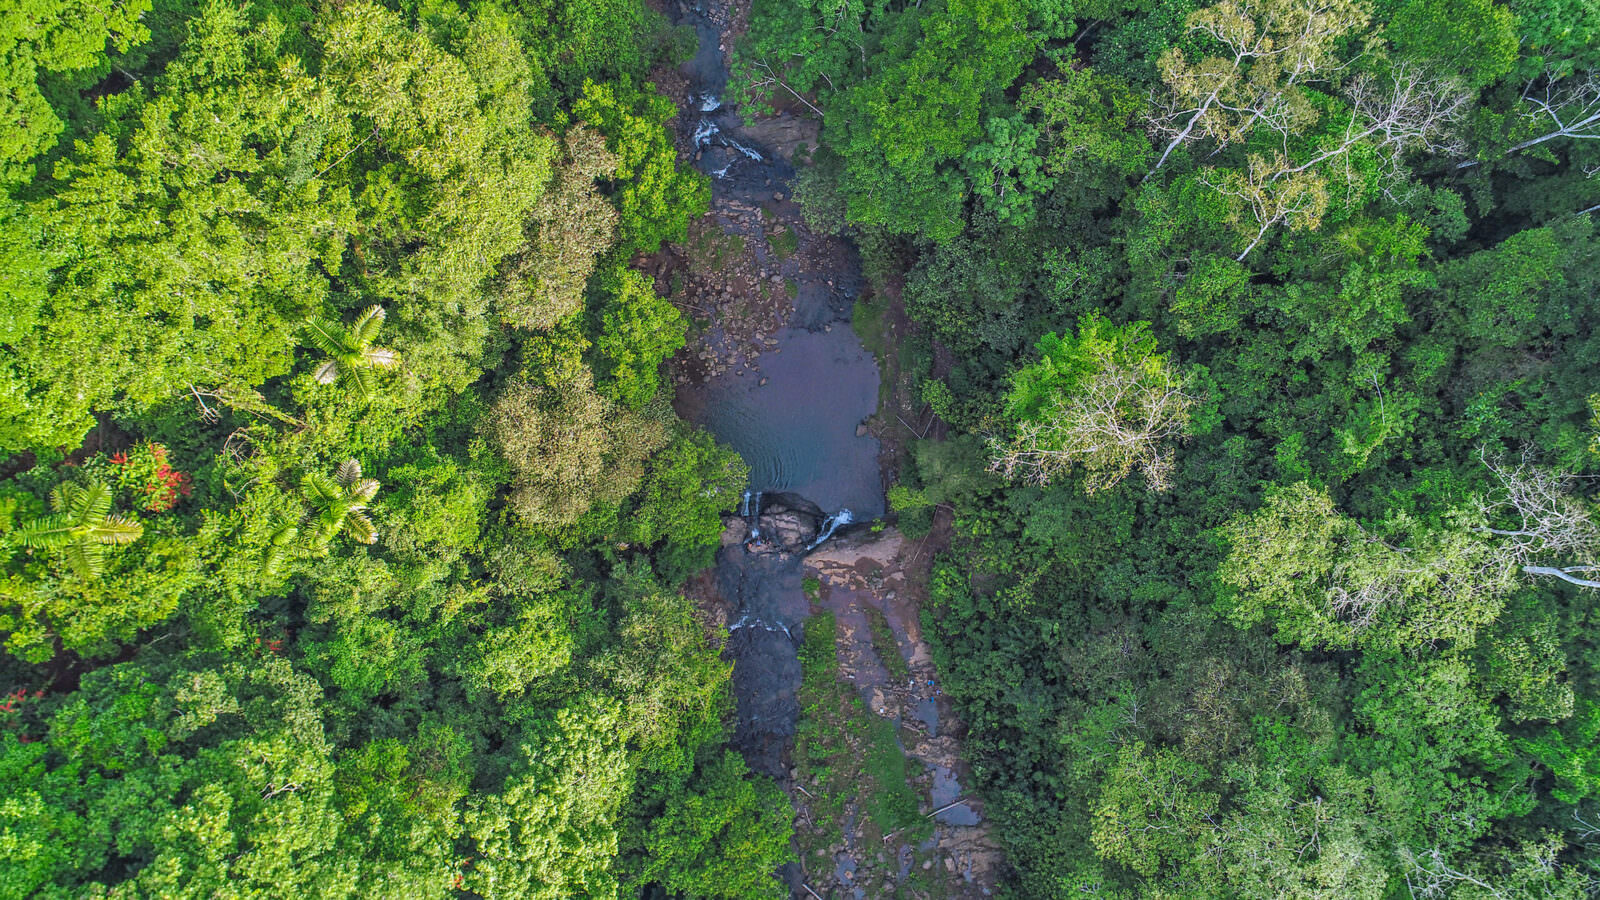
xmin=71 ymin=483 xmax=113 ymax=526
xmin=309 ymin=510 xmax=343 ymax=549
xmin=63 ymin=541 xmax=106 ymax=578
xmin=342 ymin=509 xmax=378 ymax=544
xmin=93 ymin=514 xmax=144 ymax=545
xmin=314 ymin=359 xmax=341 ymax=385
xmin=351 ymin=304 xmax=386 ymax=347
xmin=361 ymin=347 xmax=400 ymax=369
xmin=335 ymin=459 xmax=363 ymax=486
xmin=260 ymin=523 xmax=300 ymax=575
xmin=345 ymin=363 xmax=372 ymax=398
xmin=303 ymin=316 xmax=352 ymax=358
xmin=349 ymin=479 xmax=380 ymax=503
xmin=14 ymin=513 xmax=73 ymax=549
xmin=302 ymin=472 xmax=343 ymax=504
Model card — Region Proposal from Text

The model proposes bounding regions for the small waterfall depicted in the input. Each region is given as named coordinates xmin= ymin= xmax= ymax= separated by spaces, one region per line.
xmin=806 ymin=509 xmax=854 ymax=551
xmin=699 ymin=92 xmax=722 ymax=112
xmin=740 ymin=490 xmax=751 ymax=519
xmin=728 ymin=613 xmax=794 ymax=642
xmin=746 ymin=491 xmax=764 ymax=542
xmin=726 ymin=138 xmax=765 ymax=161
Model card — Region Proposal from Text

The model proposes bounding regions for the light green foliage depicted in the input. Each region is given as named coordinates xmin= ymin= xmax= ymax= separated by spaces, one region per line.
xmin=1022 ymin=66 xmax=1151 ymax=200
xmin=1091 ymin=742 xmax=1218 ymax=877
xmin=2 ymin=657 xmax=460 ymax=897
xmin=464 ymin=699 xmax=633 ymax=899
xmin=593 ymin=264 xmax=687 ymax=409
xmin=1520 ymin=700 xmax=1600 ymax=803
xmin=1218 ymin=484 xmax=1512 ymax=650
xmin=573 ymin=80 xmax=710 ymax=255
xmin=964 ymin=114 xmax=1051 ymax=226
xmin=0 ymin=0 xmax=149 ymax=182
xmin=1388 ymin=0 xmax=1520 ymax=87
xmin=456 ymin=594 xmax=574 ymax=700
xmin=622 ymin=430 xmax=748 ymax=557
xmin=827 ymin=0 xmax=1039 ymax=240
xmin=0 ymin=0 xmax=576 ymax=450
xmin=487 ymin=372 xmax=670 ymax=533
xmin=589 ymin=565 xmax=732 ymax=766
xmin=0 ymin=0 xmax=782 ymax=897
xmin=497 ymin=126 xmax=620 ymax=331
xmin=638 ymin=752 xmax=795 ymax=899
xmin=994 ymin=316 xmax=1197 ymax=493
xmin=733 ymin=0 xmax=897 ymax=109
xmin=0 ymin=480 xmax=197 ymax=663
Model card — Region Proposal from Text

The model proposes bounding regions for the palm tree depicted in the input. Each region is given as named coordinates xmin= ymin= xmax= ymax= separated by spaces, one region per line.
xmin=12 ymin=481 xmax=144 ymax=577
xmin=301 ymin=459 xmax=380 ymax=549
xmin=303 ymin=304 xmax=399 ymax=397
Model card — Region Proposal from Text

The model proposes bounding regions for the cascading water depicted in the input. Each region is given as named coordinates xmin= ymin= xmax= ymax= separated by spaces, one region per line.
xmin=668 ymin=0 xmax=884 ymax=790
xmin=746 ymin=491 xmax=764 ymax=542
xmin=806 ymin=509 xmax=855 ymax=551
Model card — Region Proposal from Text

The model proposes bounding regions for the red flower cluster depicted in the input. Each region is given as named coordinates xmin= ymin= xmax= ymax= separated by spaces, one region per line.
xmin=0 ymin=687 xmax=42 ymax=714
xmin=111 ymin=442 xmax=193 ymax=513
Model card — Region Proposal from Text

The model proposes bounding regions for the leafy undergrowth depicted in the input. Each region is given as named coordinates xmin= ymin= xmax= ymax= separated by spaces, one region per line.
xmin=794 ymin=612 xmax=932 ymax=891
xmin=866 ymin=604 xmax=911 ymax=681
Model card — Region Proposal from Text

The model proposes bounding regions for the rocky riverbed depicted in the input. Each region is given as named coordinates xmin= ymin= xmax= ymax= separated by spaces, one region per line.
xmin=658 ymin=0 xmax=1001 ymax=895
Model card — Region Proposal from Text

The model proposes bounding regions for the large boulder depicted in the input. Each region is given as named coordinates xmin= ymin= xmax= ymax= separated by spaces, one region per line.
xmin=738 ymin=114 xmax=821 ymax=164
xmin=735 ymin=493 xmax=826 ymax=555
xmin=756 ymin=507 xmax=817 ymax=551
xmin=719 ymin=516 xmax=747 ymax=547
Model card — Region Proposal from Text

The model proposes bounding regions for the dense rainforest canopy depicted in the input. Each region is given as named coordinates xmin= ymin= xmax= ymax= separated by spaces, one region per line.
xmin=0 ymin=0 xmax=793 ymax=895
xmin=735 ymin=0 xmax=1600 ymax=894
xmin=3 ymin=0 xmax=1600 ymax=895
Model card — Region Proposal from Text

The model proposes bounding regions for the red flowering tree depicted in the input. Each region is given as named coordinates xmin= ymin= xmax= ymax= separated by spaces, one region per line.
xmin=109 ymin=442 xmax=192 ymax=513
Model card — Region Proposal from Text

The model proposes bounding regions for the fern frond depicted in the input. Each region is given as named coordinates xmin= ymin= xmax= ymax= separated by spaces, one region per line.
xmin=351 ymin=304 xmax=386 ymax=346
xmin=335 ymin=459 xmax=363 ymax=486
xmin=303 ymin=316 xmax=351 ymax=358
xmin=343 ymin=509 xmax=378 ymax=544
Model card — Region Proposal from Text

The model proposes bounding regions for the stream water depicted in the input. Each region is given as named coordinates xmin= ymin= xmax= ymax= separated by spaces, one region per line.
xmin=669 ymin=0 xmax=885 ymax=778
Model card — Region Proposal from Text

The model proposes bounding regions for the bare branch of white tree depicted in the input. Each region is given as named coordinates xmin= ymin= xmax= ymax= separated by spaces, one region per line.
xmin=1476 ymin=449 xmax=1600 ymax=590
xmin=989 ymin=347 xmax=1198 ymax=493
xmin=1459 ymin=69 xmax=1600 ymax=169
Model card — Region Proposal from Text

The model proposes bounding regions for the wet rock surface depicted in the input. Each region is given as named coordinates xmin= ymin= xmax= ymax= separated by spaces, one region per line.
xmin=798 ymin=529 xmax=1003 ymax=897
xmin=662 ymin=0 xmax=1000 ymax=896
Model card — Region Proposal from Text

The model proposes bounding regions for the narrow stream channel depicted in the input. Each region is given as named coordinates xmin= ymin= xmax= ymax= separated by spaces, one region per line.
xmin=667 ymin=0 xmax=886 ymax=779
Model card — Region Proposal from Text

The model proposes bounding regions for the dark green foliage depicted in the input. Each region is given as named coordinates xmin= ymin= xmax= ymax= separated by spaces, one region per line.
xmin=636 ymin=751 xmax=795 ymax=899
xmin=732 ymin=0 xmax=1600 ymax=890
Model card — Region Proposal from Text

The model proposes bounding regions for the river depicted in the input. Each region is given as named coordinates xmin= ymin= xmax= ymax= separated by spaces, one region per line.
xmin=666 ymin=0 xmax=887 ymax=778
